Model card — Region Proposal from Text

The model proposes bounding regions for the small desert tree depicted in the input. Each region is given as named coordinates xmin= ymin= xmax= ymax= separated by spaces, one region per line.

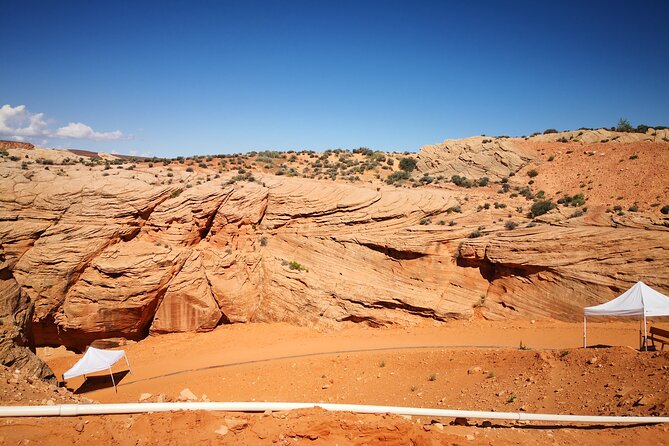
xmin=530 ymin=199 xmax=556 ymax=217
xmin=399 ymin=157 xmax=417 ymax=172
xmin=616 ymin=117 xmax=633 ymax=133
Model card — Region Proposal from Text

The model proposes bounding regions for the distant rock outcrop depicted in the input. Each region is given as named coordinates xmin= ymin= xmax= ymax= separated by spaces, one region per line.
xmin=417 ymin=136 xmax=534 ymax=180
xmin=0 ymin=140 xmax=34 ymax=151
xmin=530 ymin=128 xmax=669 ymax=144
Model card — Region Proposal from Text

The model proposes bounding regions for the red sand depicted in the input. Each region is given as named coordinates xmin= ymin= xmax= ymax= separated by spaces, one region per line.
xmin=2 ymin=320 xmax=666 ymax=444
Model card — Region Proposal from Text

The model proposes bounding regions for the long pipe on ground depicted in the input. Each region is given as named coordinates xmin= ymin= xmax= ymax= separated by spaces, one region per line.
xmin=1 ymin=402 xmax=668 ymax=424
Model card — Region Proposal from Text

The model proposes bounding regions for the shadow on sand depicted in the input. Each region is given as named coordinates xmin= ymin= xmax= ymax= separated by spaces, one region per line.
xmin=72 ymin=370 xmax=130 ymax=394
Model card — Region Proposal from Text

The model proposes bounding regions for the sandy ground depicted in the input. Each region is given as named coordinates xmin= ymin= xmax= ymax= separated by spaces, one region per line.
xmin=2 ymin=320 xmax=669 ymax=444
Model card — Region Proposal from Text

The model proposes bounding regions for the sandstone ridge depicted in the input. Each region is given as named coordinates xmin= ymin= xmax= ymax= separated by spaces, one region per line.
xmin=0 ymin=135 xmax=668 ymax=357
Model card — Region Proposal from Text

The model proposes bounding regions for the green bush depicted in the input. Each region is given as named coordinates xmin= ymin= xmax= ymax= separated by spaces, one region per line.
xmin=386 ymin=170 xmax=410 ymax=184
xmin=530 ymin=199 xmax=556 ymax=217
xmin=527 ymin=169 xmax=538 ymax=178
xmin=478 ymin=177 xmax=489 ymax=187
xmin=399 ymin=157 xmax=417 ymax=172
xmin=557 ymin=193 xmax=586 ymax=207
xmin=543 ymin=129 xmax=558 ymax=134
xmin=505 ymin=220 xmax=518 ymax=230
xmin=288 ymin=261 xmax=306 ymax=271
xmin=467 ymin=230 xmax=481 ymax=238
xmin=616 ymin=117 xmax=633 ymax=132
xmin=451 ymin=175 xmax=473 ymax=188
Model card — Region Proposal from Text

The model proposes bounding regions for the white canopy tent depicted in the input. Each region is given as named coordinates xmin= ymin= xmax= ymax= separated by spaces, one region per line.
xmin=584 ymin=281 xmax=669 ymax=350
xmin=63 ymin=347 xmax=131 ymax=391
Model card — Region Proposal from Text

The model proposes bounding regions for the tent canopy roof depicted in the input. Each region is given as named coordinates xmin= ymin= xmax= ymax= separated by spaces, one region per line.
xmin=63 ymin=347 xmax=127 ymax=380
xmin=584 ymin=281 xmax=669 ymax=317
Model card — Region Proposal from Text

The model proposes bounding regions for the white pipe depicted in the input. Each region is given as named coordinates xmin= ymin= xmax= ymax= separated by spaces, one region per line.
xmin=0 ymin=402 xmax=668 ymax=424
xmin=583 ymin=315 xmax=587 ymax=348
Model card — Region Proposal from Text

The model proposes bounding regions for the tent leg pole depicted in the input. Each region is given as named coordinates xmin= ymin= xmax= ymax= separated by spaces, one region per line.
xmin=583 ymin=316 xmax=587 ymax=349
xmin=124 ymin=353 xmax=132 ymax=374
xmin=643 ymin=314 xmax=648 ymax=352
xmin=109 ymin=367 xmax=116 ymax=393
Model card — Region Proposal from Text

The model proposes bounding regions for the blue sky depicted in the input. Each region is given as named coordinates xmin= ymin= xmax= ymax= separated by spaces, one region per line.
xmin=1 ymin=1 xmax=668 ymax=157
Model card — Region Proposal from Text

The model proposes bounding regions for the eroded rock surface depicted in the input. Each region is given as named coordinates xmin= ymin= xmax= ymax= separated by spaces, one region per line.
xmin=417 ymin=136 xmax=535 ymax=180
xmin=457 ymin=225 xmax=669 ymax=320
xmin=0 ymin=141 xmax=668 ymax=353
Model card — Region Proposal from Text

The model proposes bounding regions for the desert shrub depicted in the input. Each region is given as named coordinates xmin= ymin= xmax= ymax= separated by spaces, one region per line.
xmin=616 ymin=118 xmax=633 ymax=132
xmin=259 ymin=236 xmax=268 ymax=247
xmin=399 ymin=157 xmax=417 ymax=172
xmin=386 ymin=170 xmax=410 ymax=184
xmin=467 ymin=230 xmax=481 ymax=238
xmin=543 ymin=128 xmax=558 ymax=134
xmin=557 ymin=193 xmax=586 ymax=207
xmin=185 ymin=167 xmax=193 ymax=172
xmin=628 ymin=203 xmax=639 ymax=212
xmin=504 ymin=220 xmax=518 ymax=230
xmin=368 ymin=151 xmax=386 ymax=163
xmin=419 ymin=174 xmax=434 ymax=184
xmin=527 ymin=169 xmax=538 ymax=178
xmin=518 ymin=186 xmax=534 ymax=200
xmin=451 ymin=175 xmax=473 ymax=188
xmin=629 ymin=154 xmax=638 ymax=160
xmin=446 ymin=205 xmax=462 ymax=214
xmin=353 ymin=147 xmax=373 ymax=156
xmin=569 ymin=209 xmax=585 ymax=219
xmin=288 ymin=261 xmax=306 ymax=271
xmin=478 ymin=177 xmax=489 ymax=187
xmin=530 ymin=199 xmax=556 ymax=217
xmin=419 ymin=217 xmax=431 ymax=225
xmin=198 ymin=162 xmax=207 ymax=168
xmin=548 ymin=155 xmax=555 ymax=161
xmin=661 ymin=205 xmax=669 ymax=215
xmin=448 ymin=220 xmax=457 ymax=226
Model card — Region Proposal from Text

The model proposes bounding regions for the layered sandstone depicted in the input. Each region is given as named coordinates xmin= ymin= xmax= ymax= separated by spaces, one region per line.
xmin=0 ymin=139 xmax=668 ymax=356
xmin=416 ymin=136 xmax=534 ymax=180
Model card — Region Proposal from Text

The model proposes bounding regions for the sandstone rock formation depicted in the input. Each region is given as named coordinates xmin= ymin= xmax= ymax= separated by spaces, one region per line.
xmin=530 ymin=128 xmax=669 ymax=144
xmin=416 ymin=136 xmax=534 ymax=180
xmin=0 ymin=139 xmax=668 ymax=356
xmin=0 ymin=245 xmax=55 ymax=381
xmin=457 ymin=225 xmax=669 ymax=320
xmin=0 ymin=140 xmax=34 ymax=151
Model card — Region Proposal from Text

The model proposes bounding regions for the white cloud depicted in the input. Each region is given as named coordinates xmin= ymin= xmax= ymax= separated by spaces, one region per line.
xmin=0 ymin=104 xmax=124 ymax=141
xmin=54 ymin=122 xmax=123 ymax=141
xmin=0 ymin=104 xmax=48 ymax=137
